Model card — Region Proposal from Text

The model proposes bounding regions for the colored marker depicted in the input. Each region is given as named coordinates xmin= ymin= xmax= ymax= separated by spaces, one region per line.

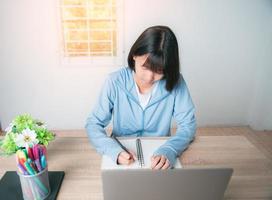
xmin=33 ymin=145 xmax=39 ymax=160
xmin=35 ymin=159 xmax=42 ymax=172
xmin=27 ymin=158 xmax=38 ymax=173
xmin=33 ymin=176 xmax=49 ymax=195
xmin=16 ymin=150 xmax=27 ymax=171
xmin=24 ymin=161 xmax=35 ymax=175
xmin=40 ymin=145 xmax=47 ymax=158
xmin=27 ymin=146 xmax=34 ymax=160
xmin=38 ymin=145 xmax=43 ymax=159
xmin=22 ymin=148 xmax=28 ymax=159
xmin=40 ymin=155 xmax=47 ymax=169
xmin=18 ymin=158 xmax=27 ymax=170
xmin=17 ymin=150 xmax=27 ymax=162
xmin=17 ymin=163 xmax=28 ymax=175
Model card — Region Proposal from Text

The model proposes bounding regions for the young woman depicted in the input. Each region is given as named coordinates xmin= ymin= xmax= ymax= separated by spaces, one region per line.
xmin=86 ymin=26 xmax=196 ymax=170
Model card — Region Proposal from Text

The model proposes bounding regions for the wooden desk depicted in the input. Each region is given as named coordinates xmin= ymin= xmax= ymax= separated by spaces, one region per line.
xmin=1 ymin=135 xmax=271 ymax=200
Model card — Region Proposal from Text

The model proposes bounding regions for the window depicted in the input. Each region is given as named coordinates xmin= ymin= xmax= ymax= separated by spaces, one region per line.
xmin=59 ymin=0 xmax=123 ymax=65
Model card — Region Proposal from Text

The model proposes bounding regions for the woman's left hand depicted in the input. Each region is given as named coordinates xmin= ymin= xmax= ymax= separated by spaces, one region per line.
xmin=151 ymin=155 xmax=170 ymax=170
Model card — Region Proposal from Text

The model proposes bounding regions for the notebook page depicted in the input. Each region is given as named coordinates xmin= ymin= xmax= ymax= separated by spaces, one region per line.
xmin=101 ymin=138 xmax=182 ymax=169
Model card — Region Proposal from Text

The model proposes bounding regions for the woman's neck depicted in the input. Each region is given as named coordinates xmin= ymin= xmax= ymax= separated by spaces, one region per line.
xmin=134 ymin=78 xmax=153 ymax=94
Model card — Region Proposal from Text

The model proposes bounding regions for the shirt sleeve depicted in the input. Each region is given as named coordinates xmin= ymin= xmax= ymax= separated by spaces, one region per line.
xmin=85 ymin=76 xmax=123 ymax=163
xmin=153 ymin=78 xmax=196 ymax=168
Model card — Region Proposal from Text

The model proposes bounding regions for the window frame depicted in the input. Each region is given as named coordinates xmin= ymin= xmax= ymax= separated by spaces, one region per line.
xmin=57 ymin=0 xmax=124 ymax=67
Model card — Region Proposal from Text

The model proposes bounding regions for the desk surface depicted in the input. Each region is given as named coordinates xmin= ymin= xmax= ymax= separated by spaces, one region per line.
xmin=1 ymin=135 xmax=272 ymax=200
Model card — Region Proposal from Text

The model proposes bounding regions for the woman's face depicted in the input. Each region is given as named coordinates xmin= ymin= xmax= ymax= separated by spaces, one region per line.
xmin=133 ymin=54 xmax=163 ymax=87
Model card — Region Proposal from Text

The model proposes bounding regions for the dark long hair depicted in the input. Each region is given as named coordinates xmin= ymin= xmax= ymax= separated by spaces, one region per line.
xmin=128 ymin=25 xmax=180 ymax=92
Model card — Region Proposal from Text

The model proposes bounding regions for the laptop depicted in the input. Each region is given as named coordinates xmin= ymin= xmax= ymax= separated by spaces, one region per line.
xmin=102 ymin=168 xmax=233 ymax=200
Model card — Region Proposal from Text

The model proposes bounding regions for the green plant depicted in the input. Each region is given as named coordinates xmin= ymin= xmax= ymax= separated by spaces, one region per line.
xmin=0 ymin=114 xmax=55 ymax=155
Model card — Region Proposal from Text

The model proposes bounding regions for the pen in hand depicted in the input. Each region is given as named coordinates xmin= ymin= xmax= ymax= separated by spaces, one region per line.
xmin=111 ymin=135 xmax=136 ymax=164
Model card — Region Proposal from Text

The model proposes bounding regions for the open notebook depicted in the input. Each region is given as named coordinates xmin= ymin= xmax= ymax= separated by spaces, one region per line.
xmin=101 ymin=138 xmax=182 ymax=169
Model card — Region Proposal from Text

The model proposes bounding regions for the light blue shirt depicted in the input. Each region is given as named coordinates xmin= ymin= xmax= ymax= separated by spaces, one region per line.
xmin=85 ymin=67 xmax=196 ymax=167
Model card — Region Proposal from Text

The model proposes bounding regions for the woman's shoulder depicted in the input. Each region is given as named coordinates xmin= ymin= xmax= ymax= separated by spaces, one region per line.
xmin=172 ymin=74 xmax=190 ymax=93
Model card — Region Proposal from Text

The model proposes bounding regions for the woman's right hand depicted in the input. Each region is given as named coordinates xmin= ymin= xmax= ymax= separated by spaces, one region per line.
xmin=117 ymin=151 xmax=137 ymax=165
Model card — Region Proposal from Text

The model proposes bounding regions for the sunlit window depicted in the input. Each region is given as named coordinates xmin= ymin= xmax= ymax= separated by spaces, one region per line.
xmin=60 ymin=0 xmax=120 ymax=59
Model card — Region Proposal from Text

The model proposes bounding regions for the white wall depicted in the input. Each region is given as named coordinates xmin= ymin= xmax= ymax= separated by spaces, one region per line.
xmin=248 ymin=57 xmax=272 ymax=130
xmin=0 ymin=0 xmax=271 ymax=130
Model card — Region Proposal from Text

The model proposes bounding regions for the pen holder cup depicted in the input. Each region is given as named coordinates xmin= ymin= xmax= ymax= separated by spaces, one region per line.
xmin=17 ymin=167 xmax=51 ymax=200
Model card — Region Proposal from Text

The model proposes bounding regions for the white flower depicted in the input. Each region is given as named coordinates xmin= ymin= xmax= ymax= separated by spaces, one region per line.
xmin=5 ymin=123 xmax=14 ymax=133
xmin=15 ymin=128 xmax=39 ymax=148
